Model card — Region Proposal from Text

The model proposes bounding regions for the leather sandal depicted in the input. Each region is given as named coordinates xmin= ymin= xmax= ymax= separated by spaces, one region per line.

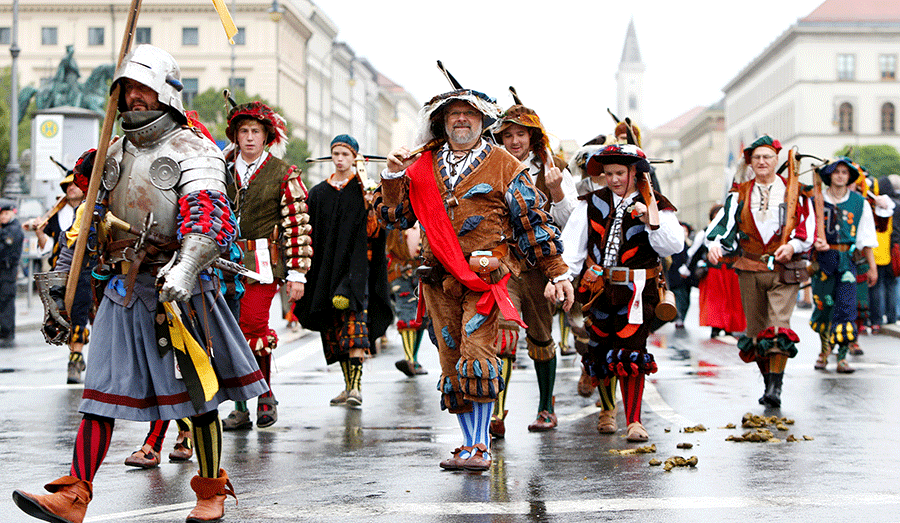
xmin=489 ymin=410 xmax=507 ymax=439
xmin=626 ymin=422 xmax=649 ymax=442
xmin=330 ymin=390 xmax=349 ymax=406
xmin=439 ymin=446 xmax=472 ymax=471
xmin=169 ymin=430 xmax=193 ymax=462
xmin=125 ymin=448 xmax=160 ymax=469
xmin=462 ymin=443 xmax=492 ymax=472
xmin=257 ymin=396 xmax=279 ymax=428
xmin=836 ymin=360 xmax=855 ymax=374
xmin=814 ymin=353 xmax=827 ymax=370
xmin=527 ymin=411 xmax=558 ymax=432
xmin=222 ymin=409 xmax=252 ymax=431
xmin=597 ymin=409 xmax=618 ymax=434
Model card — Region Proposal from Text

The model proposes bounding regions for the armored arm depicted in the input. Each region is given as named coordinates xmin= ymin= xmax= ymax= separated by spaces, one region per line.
xmin=159 ymin=147 xmax=237 ymax=302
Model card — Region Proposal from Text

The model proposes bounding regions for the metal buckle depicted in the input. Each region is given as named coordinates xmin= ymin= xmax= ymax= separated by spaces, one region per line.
xmin=608 ymin=267 xmax=630 ymax=284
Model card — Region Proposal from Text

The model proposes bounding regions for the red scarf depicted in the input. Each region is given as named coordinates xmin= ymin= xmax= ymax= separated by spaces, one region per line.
xmin=406 ymin=150 xmax=526 ymax=329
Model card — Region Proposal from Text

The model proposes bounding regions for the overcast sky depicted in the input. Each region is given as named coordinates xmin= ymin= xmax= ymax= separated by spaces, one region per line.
xmin=323 ymin=0 xmax=825 ymax=145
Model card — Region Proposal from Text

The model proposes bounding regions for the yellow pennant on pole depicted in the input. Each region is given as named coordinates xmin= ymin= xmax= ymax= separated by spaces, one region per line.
xmin=211 ymin=0 xmax=238 ymax=44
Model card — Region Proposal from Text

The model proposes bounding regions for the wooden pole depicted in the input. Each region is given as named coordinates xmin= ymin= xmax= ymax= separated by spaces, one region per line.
xmin=65 ymin=0 xmax=142 ymax=311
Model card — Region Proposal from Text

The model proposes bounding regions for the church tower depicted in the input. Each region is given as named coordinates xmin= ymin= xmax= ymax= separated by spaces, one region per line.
xmin=616 ymin=18 xmax=645 ymax=127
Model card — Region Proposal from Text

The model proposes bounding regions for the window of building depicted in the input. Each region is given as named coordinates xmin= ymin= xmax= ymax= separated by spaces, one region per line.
xmin=135 ymin=27 xmax=151 ymax=45
xmin=229 ymin=78 xmax=246 ymax=92
xmin=882 ymin=103 xmax=895 ymax=134
xmin=41 ymin=27 xmax=58 ymax=46
xmin=837 ymin=54 xmax=855 ymax=80
xmin=0 ymin=27 xmax=10 ymax=45
xmin=183 ymin=78 xmax=199 ymax=107
xmin=182 ymin=27 xmax=199 ymax=46
xmin=88 ymin=27 xmax=104 ymax=46
xmin=881 ymin=54 xmax=897 ymax=80
xmin=233 ymin=27 xmax=246 ymax=45
xmin=629 ymin=95 xmax=637 ymax=111
xmin=839 ymin=102 xmax=854 ymax=133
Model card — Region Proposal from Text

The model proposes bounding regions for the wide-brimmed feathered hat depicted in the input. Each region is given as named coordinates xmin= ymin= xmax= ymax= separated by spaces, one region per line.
xmin=816 ymin=156 xmax=862 ymax=186
xmin=226 ymin=101 xmax=288 ymax=158
xmin=416 ymin=89 xmax=500 ymax=146
xmin=585 ymin=144 xmax=650 ymax=178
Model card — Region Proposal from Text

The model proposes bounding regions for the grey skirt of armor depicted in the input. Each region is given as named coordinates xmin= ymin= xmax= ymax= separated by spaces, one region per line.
xmin=79 ymin=274 xmax=268 ymax=421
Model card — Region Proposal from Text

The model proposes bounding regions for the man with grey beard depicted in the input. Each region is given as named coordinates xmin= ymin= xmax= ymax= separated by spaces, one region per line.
xmin=376 ymin=89 xmax=573 ymax=472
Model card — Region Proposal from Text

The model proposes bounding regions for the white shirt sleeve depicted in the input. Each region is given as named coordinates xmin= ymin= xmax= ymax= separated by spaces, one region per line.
xmin=549 ymin=168 xmax=579 ymax=229
xmin=648 ymin=210 xmax=684 ymax=258
xmin=381 ymin=167 xmax=405 ymax=180
xmin=787 ymin=195 xmax=815 ymax=254
xmin=560 ymin=199 xmax=589 ymax=278
xmin=856 ymin=199 xmax=879 ymax=249
xmin=286 ymin=270 xmax=306 ymax=284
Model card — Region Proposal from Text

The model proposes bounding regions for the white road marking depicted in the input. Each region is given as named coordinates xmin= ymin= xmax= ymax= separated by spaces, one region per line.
xmin=86 ymin=491 xmax=900 ymax=520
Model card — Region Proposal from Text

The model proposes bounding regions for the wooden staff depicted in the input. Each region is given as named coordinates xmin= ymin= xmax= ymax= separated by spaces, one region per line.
xmin=65 ymin=0 xmax=142 ymax=312
xmin=813 ymin=163 xmax=827 ymax=244
xmin=780 ymin=148 xmax=801 ymax=245
xmin=23 ymin=195 xmax=67 ymax=232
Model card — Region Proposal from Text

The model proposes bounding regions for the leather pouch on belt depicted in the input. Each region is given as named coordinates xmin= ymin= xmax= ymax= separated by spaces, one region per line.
xmin=776 ymin=259 xmax=810 ymax=285
xmin=580 ymin=265 xmax=605 ymax=295
xmin=469 ymin=250 xmax=500 ymax=285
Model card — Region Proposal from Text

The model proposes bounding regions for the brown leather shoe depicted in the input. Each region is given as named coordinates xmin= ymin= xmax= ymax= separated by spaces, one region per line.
xmin=13 ymin=476 xmax=92 ymax=523
xmin=462 ymin=443 xmax=492 ymax=471
xmin=489 ymin=410 xmax=507 ymax=439
xmin=395 ymin=359 xmax=416 ymax=377
xmin=439 ymin=446 xmax=472 ymax=470
xmin=597 ymin=409 xmax=618 ymax=434
xmin=527 ymin=411 xmax=558 ymax=432
xmin=626 ymin=422 xmax=649 ymax=442
xmin=125 ymin=448 xmax=161 ymax=469
xmin=186 ymin=469 xmax=236 ymax=522
xmin=169 ymin=430 xmax=193 ymax=462
xmin=330 ymin=390 xmax=349 ymax=406
xmin=577 ymin=368 xmax=594 ymax=397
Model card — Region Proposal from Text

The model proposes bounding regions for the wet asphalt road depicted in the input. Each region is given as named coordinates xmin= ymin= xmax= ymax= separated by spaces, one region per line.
xmin=1 ymin=297 xmax=900 ymax=522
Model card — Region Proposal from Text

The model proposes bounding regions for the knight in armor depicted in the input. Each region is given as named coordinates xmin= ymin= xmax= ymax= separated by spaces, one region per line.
xmin=490 ymin=103 xmax=578 ymax=435
xmin=377 ymin=89 xmax=573 ymax=471
xmin=706 ymin=136 xmax=815 ymax=408
xmin=218 ymin=101 xmax=311 ymax=430
xmin=810 ymin=157 xmax=892 ymax=373
xmin=561 ymin=144 xmax=683 ymax=442
xmin=13 ymin=44 xmax=268 ymax=523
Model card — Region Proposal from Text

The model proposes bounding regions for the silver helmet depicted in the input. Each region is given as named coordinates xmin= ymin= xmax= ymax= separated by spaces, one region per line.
xmin=112 ymin=44 xmax=186 ymax=121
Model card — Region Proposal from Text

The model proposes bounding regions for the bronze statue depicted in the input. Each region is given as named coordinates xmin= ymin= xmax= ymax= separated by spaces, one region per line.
xmin=17 ymin=46 xmax=115 ymax=121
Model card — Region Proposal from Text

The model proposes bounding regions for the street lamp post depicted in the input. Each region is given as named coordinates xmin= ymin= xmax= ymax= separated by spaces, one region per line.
xmin=268 ymin=0 xmax=284 ymax=108
xmin=4 ymin=0 xmax=24 ymax=197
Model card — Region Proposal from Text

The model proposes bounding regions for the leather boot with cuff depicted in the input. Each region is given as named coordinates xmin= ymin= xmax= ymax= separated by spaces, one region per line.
xmin=13 ymin=475 xmax=93 ymax=523
xmin=186 ymin=469 xmax=236 ymax=523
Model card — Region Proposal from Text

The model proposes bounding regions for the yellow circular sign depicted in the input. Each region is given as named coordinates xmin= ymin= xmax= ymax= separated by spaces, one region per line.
xmin=40 ymin=120 xmax=59 ymax=138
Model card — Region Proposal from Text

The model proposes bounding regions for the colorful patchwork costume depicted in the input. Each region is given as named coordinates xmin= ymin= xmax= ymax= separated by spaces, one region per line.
xmin=561 ymin=144 xmax=683 ymax=441
xmin=705 ymin=136 xmax=815 ymax=408
xmin=221 ymin=101 xmax=312 ymax=430
xmin=377 ymin=88 xmax=568 ymax=470
xmin=810 ymin=157 xmax=891 ymax=372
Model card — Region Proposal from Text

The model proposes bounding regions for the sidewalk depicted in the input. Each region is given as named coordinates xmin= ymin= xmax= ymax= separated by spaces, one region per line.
xmin=12 ymin=291 xmax=45 ymax=333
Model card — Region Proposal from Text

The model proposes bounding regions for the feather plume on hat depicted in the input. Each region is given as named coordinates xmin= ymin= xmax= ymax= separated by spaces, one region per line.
xmin=227 ymin=101 xmax=289 ymax=158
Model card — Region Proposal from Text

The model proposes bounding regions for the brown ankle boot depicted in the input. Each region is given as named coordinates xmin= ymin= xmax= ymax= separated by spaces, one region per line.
xmin=13 ymin=475 xmax=93 ymax=523
xmin=186 ymin=469 xmax=236 ymax=522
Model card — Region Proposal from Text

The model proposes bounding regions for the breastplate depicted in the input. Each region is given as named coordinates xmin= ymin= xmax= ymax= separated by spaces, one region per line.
xmin=104 ymin=113 xmax=183 ymax=246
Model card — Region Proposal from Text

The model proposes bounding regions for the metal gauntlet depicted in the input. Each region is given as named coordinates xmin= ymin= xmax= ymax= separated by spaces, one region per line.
xmin=35 ymin=271 xmax=72 ymax=345
xmin=158 ymin=233 xmax=220 ymax=302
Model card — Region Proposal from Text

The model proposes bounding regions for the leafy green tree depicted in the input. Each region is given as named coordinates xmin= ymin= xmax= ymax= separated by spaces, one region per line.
xmin=187 ymin=87 xmax=309 ymax=172
xmin=835 ymin=144 xmax=900 ymax=177
xmin=0 ymin=67 xmax=36 ymax=185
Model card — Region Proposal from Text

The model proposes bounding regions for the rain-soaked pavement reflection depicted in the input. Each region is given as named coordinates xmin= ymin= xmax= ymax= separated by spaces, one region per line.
xmin=2 ymin=302 xmax=900 ymax=521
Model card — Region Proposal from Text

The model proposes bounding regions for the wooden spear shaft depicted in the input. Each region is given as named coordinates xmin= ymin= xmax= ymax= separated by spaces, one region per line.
xmin=65 ymin=0 xmax=143 ymax=311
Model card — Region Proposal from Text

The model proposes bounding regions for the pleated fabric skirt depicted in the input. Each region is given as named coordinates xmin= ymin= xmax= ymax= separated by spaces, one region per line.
xmin=80 ymin=274 xmax=268 ymax=421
